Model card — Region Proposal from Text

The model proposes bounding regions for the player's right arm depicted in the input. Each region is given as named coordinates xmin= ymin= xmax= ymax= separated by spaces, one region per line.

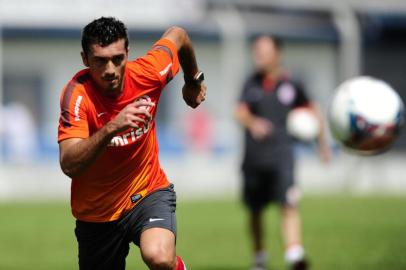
xmin=161 ymin=26 xmax=206 ymax=108
xmin=59 ymin=99 xmax=154 ymax=178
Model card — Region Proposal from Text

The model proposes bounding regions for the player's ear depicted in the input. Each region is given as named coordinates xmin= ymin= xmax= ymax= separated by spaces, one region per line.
xmin=81 ymin=52 xmax=89 ymax=67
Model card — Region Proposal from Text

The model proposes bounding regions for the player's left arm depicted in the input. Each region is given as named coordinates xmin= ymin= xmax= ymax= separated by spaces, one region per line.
xmin=161 ymin=26 xmax=206 ymax=108
xmin=308 ymin=102 xmax=331 ymax=163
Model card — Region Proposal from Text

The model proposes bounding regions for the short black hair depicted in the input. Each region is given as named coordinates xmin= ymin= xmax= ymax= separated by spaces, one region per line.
xmin=252 ymin=34 xmax=283 ymax=51
xmin=81 ymin=17 xmax=129 ymax=56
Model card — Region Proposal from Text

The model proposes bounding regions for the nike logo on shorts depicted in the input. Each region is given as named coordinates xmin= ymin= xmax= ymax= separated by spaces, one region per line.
xmin=149 ymin=218 xmax=165 ymax=222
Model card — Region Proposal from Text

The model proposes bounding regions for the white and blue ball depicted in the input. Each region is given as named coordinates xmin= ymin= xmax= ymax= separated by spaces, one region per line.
xmin=329 ymin=76 xmax=404 ymax=155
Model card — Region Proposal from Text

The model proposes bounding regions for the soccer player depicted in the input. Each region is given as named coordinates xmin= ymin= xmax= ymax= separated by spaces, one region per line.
xmin=58 ymin=17 xmax=206 ymax=270
xmin=235 ymin=35 xmax=330 ymax=270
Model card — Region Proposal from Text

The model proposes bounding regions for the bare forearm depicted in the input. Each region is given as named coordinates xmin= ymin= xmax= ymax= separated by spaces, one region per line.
xmin=179 ymin=35 xmax=199 ymax=81
xmin=60 ymin=123 xmax=116 ymax=177
xmin=310 ymin=103 xmax=328 ymax=146
xmin=163 ymin=26 xmax=206 ymax=108
xmin=235 ymin=103 xmax=254 ymax=129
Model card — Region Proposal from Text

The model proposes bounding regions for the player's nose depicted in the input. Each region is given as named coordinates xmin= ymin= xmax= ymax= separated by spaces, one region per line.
xmin=104 ymin=60 xmax=116 ymax=75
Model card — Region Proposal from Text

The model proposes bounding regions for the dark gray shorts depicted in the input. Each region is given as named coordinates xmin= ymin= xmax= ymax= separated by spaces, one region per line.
xmin=242 ymin=165 xmax=296 ymax=211
xmin=74 ymin=184 xmax=176 ymax=270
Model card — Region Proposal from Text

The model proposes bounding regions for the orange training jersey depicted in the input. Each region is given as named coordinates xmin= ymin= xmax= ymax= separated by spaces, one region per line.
xmin=58 ymin=39 xmax=180 ymax=222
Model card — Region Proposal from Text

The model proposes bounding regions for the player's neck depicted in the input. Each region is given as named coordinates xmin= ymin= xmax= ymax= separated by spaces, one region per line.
xmin=103 ymin=87 xmax=123 ymax=99
xmin=264 ymin=66 xmax=283 ymax=81
xmin=100 ymin=80 xmax=125 ymax=99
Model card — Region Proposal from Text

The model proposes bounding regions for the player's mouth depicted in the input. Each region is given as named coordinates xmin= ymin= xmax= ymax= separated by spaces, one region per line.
xmin=104 ymin=77 xmax=119 ymax=84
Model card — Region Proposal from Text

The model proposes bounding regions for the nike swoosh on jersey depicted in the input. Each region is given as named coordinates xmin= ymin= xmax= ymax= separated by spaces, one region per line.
xmin=97 ymin=112 xmax=107 ymax=118
xmin=159 ymin=63 xmax=173 ymax=76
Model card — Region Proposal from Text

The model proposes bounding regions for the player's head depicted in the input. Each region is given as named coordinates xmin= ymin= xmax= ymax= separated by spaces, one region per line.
xmin=251 ymin=35 xmax=282 ymax=74
xmin=81 ymin=17 xmax=129 ymax=57
xmin=81 ymin=17 xmax=129 ymax=97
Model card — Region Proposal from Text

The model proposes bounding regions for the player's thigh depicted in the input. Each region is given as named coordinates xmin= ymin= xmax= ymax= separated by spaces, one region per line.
xmin=242 ymin=167 xmax=273 ymax=210
xmin=242 ymin=168 xmax=265 ymax=196
xmin=275 ymin=164 xmax=301 ymax=206
xmin=140 ymin=227 xmax=176 ymax=265
xmin=75 ymin=220 xmax=129 ymax=270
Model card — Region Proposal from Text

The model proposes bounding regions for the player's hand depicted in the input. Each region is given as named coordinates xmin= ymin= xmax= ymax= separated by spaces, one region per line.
xmin=249 ymin=117 xmax=273 ymax=141
xmin=108 ymin=99 xmax=155 ymax=134
xmin=182 ymin=82 xmax=207 ymax=108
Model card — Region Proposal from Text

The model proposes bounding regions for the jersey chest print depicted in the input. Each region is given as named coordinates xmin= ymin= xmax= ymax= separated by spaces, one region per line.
xmin=107 ymin=95 xmax=153 ymax=147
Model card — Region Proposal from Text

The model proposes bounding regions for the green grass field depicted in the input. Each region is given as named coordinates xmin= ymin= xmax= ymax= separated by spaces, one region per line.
xmin=0 ymin=195 xmax=405 ymax=270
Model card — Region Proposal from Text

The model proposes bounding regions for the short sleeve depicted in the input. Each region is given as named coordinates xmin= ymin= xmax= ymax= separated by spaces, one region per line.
xmin=58 ymin=82 xmax=89 ymax=142
xmin=239 ymin=80 xmax=251 ymax=103
xmin=133 ymin=38 xmax=180 ymax=88
xmin=291 ymin=81 xmax=310 ymax=108
xmin=238 ymin=78 xmax=262 ymax=111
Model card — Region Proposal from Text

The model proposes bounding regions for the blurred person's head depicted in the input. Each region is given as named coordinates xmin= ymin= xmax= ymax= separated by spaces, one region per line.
xmin=81 ymin=17 xmax=129 ymax=98
xmin=252 ymin=35 xmax=282 ymax=75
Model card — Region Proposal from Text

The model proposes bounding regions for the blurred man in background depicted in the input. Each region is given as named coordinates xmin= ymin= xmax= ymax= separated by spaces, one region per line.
xmin=58 ymin=17 xmax=206 ymax=270
xmin=235 ymin=35 xmax=330 ymax=270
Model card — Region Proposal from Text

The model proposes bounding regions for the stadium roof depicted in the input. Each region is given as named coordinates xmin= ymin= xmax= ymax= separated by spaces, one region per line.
xmin=1 ymin=0 xmax=406 ymax=28
xmin=0 ymin=0 xmax=205 ymax=28
xmin=209 ymin=0 xmax=406 ymax=13
xmin=0 ymin=0 xmax=405 ymax=43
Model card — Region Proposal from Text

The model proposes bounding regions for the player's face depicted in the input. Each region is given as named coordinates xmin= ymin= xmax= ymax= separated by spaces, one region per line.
xmin=252 ymin=37 xmax=280 ymax=74
xmin=82 ymin=39 xmax=128 ymax=98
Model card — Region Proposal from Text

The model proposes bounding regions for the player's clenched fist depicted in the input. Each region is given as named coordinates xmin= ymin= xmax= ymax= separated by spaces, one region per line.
xmin=109 ymin=99 xmax=155 ymax=133
xmin=182 ymin=82 xmax=207 ymax=108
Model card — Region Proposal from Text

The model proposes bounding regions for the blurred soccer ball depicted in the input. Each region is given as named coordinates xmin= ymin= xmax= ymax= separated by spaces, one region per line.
xmin=329 ymin=76 xmax=404 ymax=155
xmin=287 ymin=107 xmax=320 ymax=142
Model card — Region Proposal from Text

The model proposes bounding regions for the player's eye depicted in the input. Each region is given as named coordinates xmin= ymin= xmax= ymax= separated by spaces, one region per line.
xmin=112 ymin=55 xmax=125 ymax=66
xmin=94 ymin=57 xmax=108 ymax=65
